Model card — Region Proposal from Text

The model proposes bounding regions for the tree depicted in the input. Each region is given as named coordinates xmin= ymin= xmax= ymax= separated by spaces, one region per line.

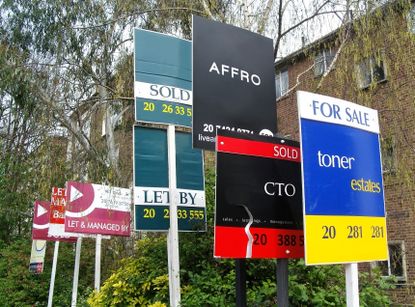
xmin=1 ymin=0 xmax=402 ymax=303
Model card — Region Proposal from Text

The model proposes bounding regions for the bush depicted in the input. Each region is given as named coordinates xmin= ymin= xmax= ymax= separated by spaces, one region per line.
xmin=88 ymin=169 xmax=394 ymax=306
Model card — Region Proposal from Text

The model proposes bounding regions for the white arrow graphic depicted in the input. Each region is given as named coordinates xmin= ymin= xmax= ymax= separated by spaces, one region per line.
xmin=37 ymin=205 xmax=48 ymax=218
xmin=70 ymin=185 xmax=83 ymax=202
xmin=66 ymin=185 xmax=95 ymax=218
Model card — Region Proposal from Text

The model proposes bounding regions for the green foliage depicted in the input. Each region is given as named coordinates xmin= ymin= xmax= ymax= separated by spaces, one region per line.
xmin=89 ymin=168 xmax=393 ymax=306
xmin=88 ymin=235 xmax=169 ymax=306
xmin=359 ymin=269 xmax=396 ymax=307
xmin=0 ymin=238 xmax=95 ymax=306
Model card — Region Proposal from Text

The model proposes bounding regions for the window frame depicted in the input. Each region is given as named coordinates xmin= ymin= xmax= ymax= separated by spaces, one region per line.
xmin=381 ymin=136 xmax=396 ymax=174
xmin=356 ymin=52 xmax=387 ymax=89
xmin=275 ymin=68 xmax=289 ymax=99
xmin=374 ymin=241 xmax=407 ymax=282
xmin=314 ymin=48 xmax=335 ymax=77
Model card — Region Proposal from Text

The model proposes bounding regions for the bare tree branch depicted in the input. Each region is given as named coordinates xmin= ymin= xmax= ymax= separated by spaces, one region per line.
xmin=258 ymin=0 xmax=275 ymax=34
xmin=72 ymin=7 xmax=205 ymax=30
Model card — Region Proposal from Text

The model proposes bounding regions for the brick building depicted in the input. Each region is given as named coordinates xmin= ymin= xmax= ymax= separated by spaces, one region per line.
xmin=275 ymin=1 xmax=415 ymax=305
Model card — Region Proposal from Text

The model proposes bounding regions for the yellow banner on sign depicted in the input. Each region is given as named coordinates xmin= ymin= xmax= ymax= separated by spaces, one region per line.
xmin=305 ymin=215 xmax=388 ymax=265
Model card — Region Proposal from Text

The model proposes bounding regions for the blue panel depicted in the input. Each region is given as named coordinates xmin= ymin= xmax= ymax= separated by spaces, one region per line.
xmin=301 ymin=119 xmax=385 ymax=217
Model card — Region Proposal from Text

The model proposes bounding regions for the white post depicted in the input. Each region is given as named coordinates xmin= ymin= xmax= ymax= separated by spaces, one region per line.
xmin=167 ymin=231 xmax=174 ymax=303
xmin=71 ymin=237 xmax=82 ymax=307
xmin=95 ymin=234 xmax=102 ymax=291
xmin=167 ymin=125 xmax=181 ymax=306
xmin=345 ymin=263 xmax=359 ymax=307
xmin=47 ymin=241 xmax=59 ymax=307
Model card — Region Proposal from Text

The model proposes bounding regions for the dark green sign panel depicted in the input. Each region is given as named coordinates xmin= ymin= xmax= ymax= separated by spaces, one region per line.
xmin=133 ymin=126 xmax=206 ymax=231
xmin=134 ymin=29 xmax=192 ymax=127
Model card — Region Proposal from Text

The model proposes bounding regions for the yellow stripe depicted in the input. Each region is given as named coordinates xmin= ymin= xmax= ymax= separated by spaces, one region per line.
xmin=305 ymin=215 xmax=388 ymax=265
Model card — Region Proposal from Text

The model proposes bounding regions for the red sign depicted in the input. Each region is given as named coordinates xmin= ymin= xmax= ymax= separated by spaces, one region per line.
xmin=65 ymin=181 xmax=131 ymax=236
xmin=50 ymin=187 xmax=66 ymax=224
xmin=217 ymin=135 xmax=301 ymax=162
xmin=32 ymin=200 xmax=51 ymax=240
xmin=48 ymin=187 xmax=78 ymax=240
xmin=32 ymin=200 xmax=76 ymax=242
xmin=214 ymin=131 xmax=304 ymax=259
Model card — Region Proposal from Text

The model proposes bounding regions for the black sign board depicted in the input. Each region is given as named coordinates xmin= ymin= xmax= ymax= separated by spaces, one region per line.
xmin=214 ymin=130 xmax=303 ymax=258
xmin=192 ymin=16 xmax=277 ymax=150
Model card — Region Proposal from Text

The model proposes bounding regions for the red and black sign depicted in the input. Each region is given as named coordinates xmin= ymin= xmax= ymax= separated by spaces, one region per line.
xmin=192 ymin=15 xmax=276 ymax=151
xmin=214 ymin=131 xmax=304 ymax=258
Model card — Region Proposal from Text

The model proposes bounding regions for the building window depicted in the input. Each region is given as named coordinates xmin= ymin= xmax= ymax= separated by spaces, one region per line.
xmin=275 ymin=69 xmax=289 ymax=99
xmin=314 ymin=48 xmax=335 ymax=77
xmin=381 ymin=136 xmax=396 ymax=174
xmin=357 ymin=52 xmax=387 ymax=89
xmin=375 ymin=241 xmax=406 ymax=282
xmin=408 ymin=4 xmax=415 ymax=33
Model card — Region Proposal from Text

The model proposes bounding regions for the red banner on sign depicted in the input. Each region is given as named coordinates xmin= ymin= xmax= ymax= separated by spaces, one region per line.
xmin=217 ymin=135 xmax=301 ymax=162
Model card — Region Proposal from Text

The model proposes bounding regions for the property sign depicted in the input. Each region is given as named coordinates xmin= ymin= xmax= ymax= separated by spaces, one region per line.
xmin=192 ymin=15 xmax=276 ymax=150
xmin=134 ymin=126 xmax=206 ymax=231
xmin=214 ymin=131 xmax=304 ymax=258
xmin=32 ymin=200 xmax=51 ymax=240
xmin=32 ymin=200 xmax=76 ymax=242
xmin=297 ymin=91 xmax=388 ymax=265
xmin=29 ymin=240 xmax=46 ymax=274
xmin=134 ymin=29 xmax=192 ymax=127
xmin=65 ymin=182 xmax=131 ymax=236
xmin=48 ymin=187 xmax=79 ymax=239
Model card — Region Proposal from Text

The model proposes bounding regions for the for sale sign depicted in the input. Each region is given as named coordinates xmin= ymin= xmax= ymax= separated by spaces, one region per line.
xmin=214 ymin=131 xmax=303 ymax=258
xmin=297 ymin=91 xmax=388 ymax=265
xmin=192 ymin=15 xmax=276 ymax=150
xmin=65 ymin=182 xmax=131 ymax=236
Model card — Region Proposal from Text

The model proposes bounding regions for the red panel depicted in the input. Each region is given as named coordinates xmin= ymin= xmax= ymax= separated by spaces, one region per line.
xmin=217 ymin=136 xmax=300 ymax=162
xmin=214 ymin=226 xmax=248 ymax=258
xmin=215 ymin=226 xmax=304 ymax=259
xmin=50 ymin=187 xmax=66 ymax=224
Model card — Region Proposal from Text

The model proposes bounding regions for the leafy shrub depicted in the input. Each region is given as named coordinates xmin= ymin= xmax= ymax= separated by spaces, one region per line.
xmin=88 ymin=169 xmax=394 ymax=306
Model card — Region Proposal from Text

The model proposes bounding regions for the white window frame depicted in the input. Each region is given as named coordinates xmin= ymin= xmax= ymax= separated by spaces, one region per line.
xmin=275 ymin=69 xmax=289 ymax=99
xmin=373 ymin=241 xmax=407 ymax=282
xmin=314 ymin=48 xmax=335 ymax=77
xmin=357 ymin=52 xmax=387 ymax=89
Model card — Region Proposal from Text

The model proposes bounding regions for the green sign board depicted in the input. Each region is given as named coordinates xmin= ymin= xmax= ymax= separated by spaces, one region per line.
xmin=134 ymin=29 xmax=192 ymax=127
xmin=133 ymin=126 xmax=206 ymax=231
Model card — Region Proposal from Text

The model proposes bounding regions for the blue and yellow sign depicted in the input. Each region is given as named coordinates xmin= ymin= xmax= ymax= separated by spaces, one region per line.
xmin=134 ymin=29 xmax=192 ymax=127
xmin=297 ymin=91 xmax=388 ymax=265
